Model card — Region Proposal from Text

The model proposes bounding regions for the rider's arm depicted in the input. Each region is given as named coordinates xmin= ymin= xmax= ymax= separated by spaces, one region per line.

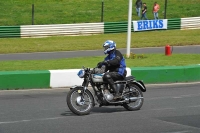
xmin=104 ymin=50 xmax=123 ymax=66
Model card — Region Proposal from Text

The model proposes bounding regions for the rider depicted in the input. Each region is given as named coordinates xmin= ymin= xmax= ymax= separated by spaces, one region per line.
xmin=94 ymin=40 xmax=127 ymax=100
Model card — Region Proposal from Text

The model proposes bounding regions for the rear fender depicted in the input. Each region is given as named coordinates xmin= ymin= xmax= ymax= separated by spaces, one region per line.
xmin=132 ymin=80 xmax=146 ymax=92
xmin=70 ymin=86 xmax=96 ymax=106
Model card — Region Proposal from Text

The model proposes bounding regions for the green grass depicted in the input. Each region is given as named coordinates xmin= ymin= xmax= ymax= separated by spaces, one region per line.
xmin=0 ymin=54 xmax=199 ymax=71
xmin=0 ymin=29 xmax=200 ymax=54
xmin=0 ymin=0 xmax=199 ymax=26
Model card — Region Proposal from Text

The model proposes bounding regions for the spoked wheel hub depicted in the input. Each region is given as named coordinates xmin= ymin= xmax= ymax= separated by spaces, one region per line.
xmin=76 ymin=96 xmax=85 ymax=106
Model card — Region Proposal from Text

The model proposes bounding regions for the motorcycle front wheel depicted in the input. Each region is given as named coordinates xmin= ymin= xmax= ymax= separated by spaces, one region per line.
xmin=123 ymin=84 xmax=144 ymax=111
xmin=67 ymin=88 xmax=94 ymax=115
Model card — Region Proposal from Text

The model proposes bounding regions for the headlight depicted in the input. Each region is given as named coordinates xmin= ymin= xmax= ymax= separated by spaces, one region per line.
xmin=77 ymin=69 xmax=85 ymax=78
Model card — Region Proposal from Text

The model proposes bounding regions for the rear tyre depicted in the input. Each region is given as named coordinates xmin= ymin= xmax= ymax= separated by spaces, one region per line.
xmin=123 ymin=84 xmax=144 ymax=111
xmin=67 ymin=88 xmax=94 ymax=115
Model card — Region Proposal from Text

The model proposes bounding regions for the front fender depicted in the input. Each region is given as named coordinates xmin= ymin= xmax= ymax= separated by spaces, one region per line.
xmin=70 ymin=85 xmax=83 ymax=90
xmin=132 ymin=80 xmax=146 ymax=92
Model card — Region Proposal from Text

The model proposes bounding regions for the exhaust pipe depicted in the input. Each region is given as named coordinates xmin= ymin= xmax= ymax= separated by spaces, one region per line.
xmin=126 ymin=97 xmax=143 ymax=102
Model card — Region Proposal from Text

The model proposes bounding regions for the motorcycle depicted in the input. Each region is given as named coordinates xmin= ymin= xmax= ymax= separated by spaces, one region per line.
xmin=66 ymin=67 xmax=146 ymax=115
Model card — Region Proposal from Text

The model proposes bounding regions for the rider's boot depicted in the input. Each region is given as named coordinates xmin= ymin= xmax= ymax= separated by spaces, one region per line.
xmin=110 ymin=83 xmax=121 ymax=100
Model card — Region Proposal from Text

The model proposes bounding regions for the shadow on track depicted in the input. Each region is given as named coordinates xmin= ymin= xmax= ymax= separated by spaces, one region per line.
xmin=61 ymin=107 xmax=128 ymax=116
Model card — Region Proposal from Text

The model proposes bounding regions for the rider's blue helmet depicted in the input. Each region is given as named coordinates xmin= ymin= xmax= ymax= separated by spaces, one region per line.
xmin=103 ymin=40 xmax=116 ymax=54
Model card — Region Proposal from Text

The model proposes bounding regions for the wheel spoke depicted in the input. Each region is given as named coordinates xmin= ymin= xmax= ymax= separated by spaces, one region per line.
xmin=70 ymin=90 xmax=92 ymax=112
xmin=123 ymin=85 xmax=144 ymax=111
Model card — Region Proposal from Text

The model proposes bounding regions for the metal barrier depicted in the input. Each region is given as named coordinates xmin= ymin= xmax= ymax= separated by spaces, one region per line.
xmin=21 ymin=23 xmax=104 ymax=38
xmin=0 ymin=17 xmax=199 ymax=38
xmin=167 ymin=18 xmax=181 ymax=30
xmin=104 ymin=21 xmax=129 ymax=34
xmin=0 ymin=26 xmax=20 ymax=38
xmin=181 ymin=17 xmax=200 ymax=30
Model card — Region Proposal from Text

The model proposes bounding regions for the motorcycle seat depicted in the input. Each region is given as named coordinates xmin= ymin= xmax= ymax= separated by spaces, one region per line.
xmin=114 ymin=76 xmax=135 ymax=83
xmin=125 ymin=76 xmax=135 ymax=81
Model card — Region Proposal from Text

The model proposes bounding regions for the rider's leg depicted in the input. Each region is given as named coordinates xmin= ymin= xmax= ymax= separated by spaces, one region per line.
xmin=103 ymin=72 xmax=123 ymax=99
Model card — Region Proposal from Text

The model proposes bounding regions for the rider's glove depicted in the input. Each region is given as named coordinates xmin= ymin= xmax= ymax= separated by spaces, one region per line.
xmin=97 ymin=61 xmax=103 ymax=68
xmin=102 ymin=61 xmax=110 ymax=67
xmin=93 ymin=65 xmax=106 ymax=74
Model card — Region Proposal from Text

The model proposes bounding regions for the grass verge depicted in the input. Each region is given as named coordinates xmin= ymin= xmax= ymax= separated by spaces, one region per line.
xmin=0 ymin=29 xmax=200 ymax=54
xmin=0 ymin=54 xmax=200 ymax=71
xmin=0 ymin=0 xmax=199 ymax=25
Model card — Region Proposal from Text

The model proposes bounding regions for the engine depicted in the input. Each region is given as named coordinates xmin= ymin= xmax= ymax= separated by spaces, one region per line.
xmin=104 ymin=89 xmax=114 ymax=101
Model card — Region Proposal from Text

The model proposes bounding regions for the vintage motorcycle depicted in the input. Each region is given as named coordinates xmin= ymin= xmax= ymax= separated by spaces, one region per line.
xmin=66 ymin=67 xmax=146 ymax=115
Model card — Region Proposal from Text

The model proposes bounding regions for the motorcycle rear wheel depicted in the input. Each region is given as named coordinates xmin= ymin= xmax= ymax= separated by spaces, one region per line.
xmin=67 ymin=88 xmax=94 ymax=115
xmin=123 ymin=84 xmax=144 ymax=111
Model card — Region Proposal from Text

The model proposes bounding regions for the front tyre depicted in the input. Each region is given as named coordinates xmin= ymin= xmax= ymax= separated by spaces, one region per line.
xmin=123 ymin=84 xmax=144 ymax=111
xmin=67 ymin=88 xmax=94 ymax=115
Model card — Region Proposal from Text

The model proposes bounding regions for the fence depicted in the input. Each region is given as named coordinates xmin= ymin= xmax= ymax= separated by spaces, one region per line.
xmin=1 ymin=0 xmax=200 ymax=26
xmin=0 ymin=17 xmax=199 ymax=38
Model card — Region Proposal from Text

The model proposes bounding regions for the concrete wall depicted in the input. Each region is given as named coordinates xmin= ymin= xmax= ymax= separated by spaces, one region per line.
xmin=0 ymin=70 xmax=50 ymax=89
xmin=0 ymin=66 xmax=199 ymax=90
xmin=131 ymin=65 xmax=200 ymax=83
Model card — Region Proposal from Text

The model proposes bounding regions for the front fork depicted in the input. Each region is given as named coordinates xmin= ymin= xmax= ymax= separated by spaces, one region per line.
xmin=79 ymin=78 xmax=90 ymax=101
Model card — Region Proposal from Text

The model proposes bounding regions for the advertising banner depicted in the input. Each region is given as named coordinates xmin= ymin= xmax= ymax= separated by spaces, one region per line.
xmin=133 ymin=19 xmax=168 ymax=31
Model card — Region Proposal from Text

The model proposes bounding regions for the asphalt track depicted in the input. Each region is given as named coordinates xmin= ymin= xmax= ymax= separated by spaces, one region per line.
xmin=0 ymin=46 xmax=199 ymax=133
xmin=0 ymin=45 xmax=199 ymax=60
xmin=0 ymin=83 xmax=200 ymax=133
